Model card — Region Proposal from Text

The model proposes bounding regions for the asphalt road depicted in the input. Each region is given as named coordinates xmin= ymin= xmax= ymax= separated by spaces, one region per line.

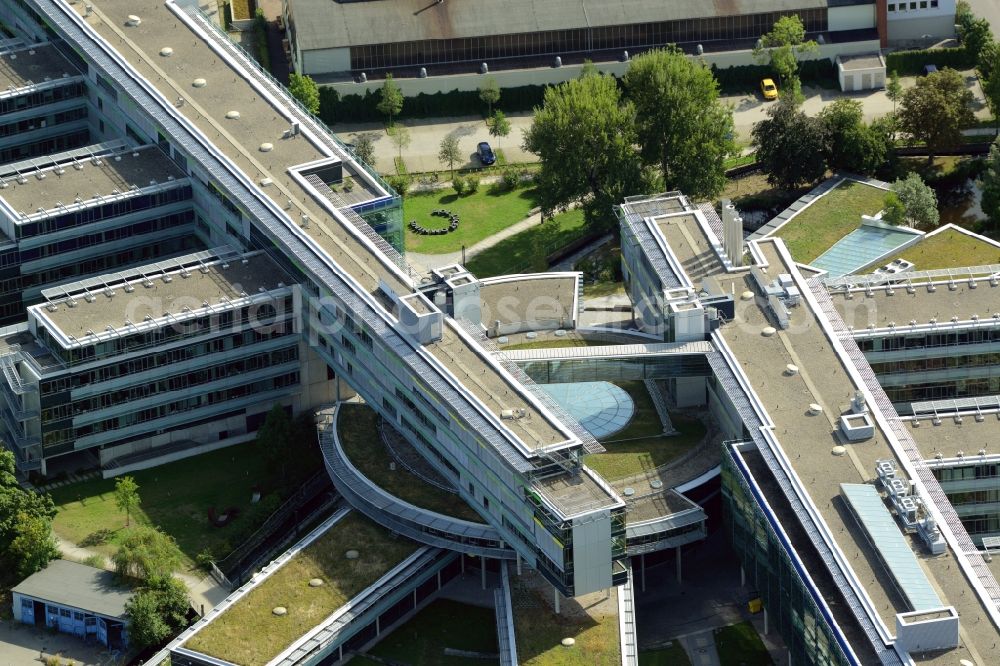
xmin=965 ymin=0 xmax=1000 ymax=32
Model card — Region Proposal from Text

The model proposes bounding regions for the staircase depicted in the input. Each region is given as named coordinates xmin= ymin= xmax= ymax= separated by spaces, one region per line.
xmin=644 ymin=379 xmax=677 ymax=435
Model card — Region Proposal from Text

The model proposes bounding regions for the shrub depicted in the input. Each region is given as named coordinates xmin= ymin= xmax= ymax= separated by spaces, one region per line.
xmin=252 ymin=10 xmax=270 ymax=73
xmin=452 ymin=175 xmax=467 ymax=195
xmin=464 ymin=175 xmax=480 ymax=193
xmin=500 ymin=167 xmax=524 ymax=191
xmin=386 ymin=174 xmax=412 ymax=197
xmin=82 ymin=554 xmax=106 ymax=569
xmin=195 ymin=549 xmax=215 ymax=572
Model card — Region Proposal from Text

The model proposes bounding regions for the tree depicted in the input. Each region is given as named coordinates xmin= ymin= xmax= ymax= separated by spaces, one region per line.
xmin=388 ymin=124 xmax=412 ymax=162
xmin=961 ymin=17 xmax=994 ymax=67
xmin=0 ymin=450 xmax=56 ymax=572
xmin=9 ymin=512 xmax=58 ymax=578
xmin=983 ymin=65 xmax=1000 ymax=131
xmin=898 ymin=68 xmax=975 ymax=163
xmin=892 ymin=172 xmax=939 ymax=228
xmin=352 ymin=132 xmax=377 ymax=167
xmin=478 ymin=76 xmax=500 ymax=116
xmin=882 ymin=192 xmax=907 ymax=226
xmin=979 ymin=138 xmax=1000 ymax=225
xmin=523 ymin=73 xmax=646 ymax=229
xmin=818 ymin=99 xmax=891 ymax=175
xmin=115 ymin=475 xmax=140 ymax=528
xmin=288 ymin=73 xmax=320 ymax=115
xmin=112 ymin=526 xmax=181 ymax=582
xmin=376 ymin=74 xmax=404 ymax=126
xmin=488 ymin=110 xmax=511 ymax=151
xmin=886 ymin=70 xmax=903 ymax=115
xmin=753 ymin=15 xmax=818 ymax=104
xmin=438 ymin=133 xmax=461 ymax=175
xmin=751 ymin=99 xmax=828 ymax=189
xmin=623 ymin=48 xmax=736 ymax=199
xmin=125 ymin=575 xmax=189 ymax=648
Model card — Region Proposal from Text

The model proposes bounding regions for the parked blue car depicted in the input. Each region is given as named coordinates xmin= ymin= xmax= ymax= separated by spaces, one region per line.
xmin=477 ymin=141 xmax=496 ymax=166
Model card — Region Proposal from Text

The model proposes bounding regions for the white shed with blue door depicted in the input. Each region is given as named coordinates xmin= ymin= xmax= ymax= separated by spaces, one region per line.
xmin=12 ymin=560 xmax=133 ymax=650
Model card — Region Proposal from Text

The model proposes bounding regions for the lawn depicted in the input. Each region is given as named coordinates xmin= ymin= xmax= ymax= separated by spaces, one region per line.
xmin=715 ymin=622 xmax=772 ymax=666
xmin=775 ymin=180 xmax=889 ymax=264
xmin=337 ymin=403 xmax=484 ymax=523
xmin=639 ymin=643 xmax=692 ymax=666
xmin=48 ymin=443 xmax=317 ymax=568
xmin=466 ymin=208 xmax=591 ymax=278
xmin=403 ymin=186 xmax=539 ymax=255
xmin=582 ymin=280 xmax=626 ymax=299
xmin=186 ymin=512 xmax=418 ymax=665
xmin=881 ymin=228 xmax=1000 ymax=271
xmin=583 ymin=382 xmax=707 ymax=482
xmin=353 ymin=599 xmax=499 ymax=665
xmin=513 ymin=589 xmax=621 ymax=666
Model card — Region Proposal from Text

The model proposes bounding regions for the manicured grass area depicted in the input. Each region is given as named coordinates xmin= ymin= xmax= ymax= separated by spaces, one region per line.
xmin=639 ymin=643 xmax=692 ymax=666
xmin=584 ymin=382 xmax=707 ymax=481
xmin=403 ymin=186 xmax=538 ymax=254
xmin=881 ymin=228 xmax=1000 ymax=270
xmin=49 ymin=443 xmax=316 ymax=567
xmin=582 ymin=280 xmax=626 ymax=299
xmin=355 ymin=599 xmax=499 ymax=665
xmin=337 ymin=403 xmax=484 ymax=523
xmin=186 ymin=512 xmax=418 ymax=666
xmin=513 ymin=591 xmax=620 ymax=666
xmin=466 ymin=208 xmax=591 ymax=278
xmin=775 ymin=180 xmax=888 ymax=264
xmin=715 ymin=622 xmax=772 ymax=666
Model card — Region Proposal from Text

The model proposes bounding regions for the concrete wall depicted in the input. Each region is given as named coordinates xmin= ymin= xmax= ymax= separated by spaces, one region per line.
xmin=829 ymin=4 xmax=878 ymax=32
xmin=303 ymin=47 xmax=352 ymax=77
xmin=318 ymin=40 xmax=883 ymax=96
xmin=887 ymin=14 xmax=956 ymax=42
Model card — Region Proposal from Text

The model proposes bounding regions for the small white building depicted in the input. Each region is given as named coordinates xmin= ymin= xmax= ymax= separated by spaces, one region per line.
xmin=12 ymin=560 xmax=133 ymax=650
xmin=837 ymin=53 xmax=887 ymax=91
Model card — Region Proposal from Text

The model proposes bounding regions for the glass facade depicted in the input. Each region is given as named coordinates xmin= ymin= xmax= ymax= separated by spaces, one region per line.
xmin=350 ymin=10 xmax=828 ymax=71
xmin=722 ymin=445 xmax=852 ymax=666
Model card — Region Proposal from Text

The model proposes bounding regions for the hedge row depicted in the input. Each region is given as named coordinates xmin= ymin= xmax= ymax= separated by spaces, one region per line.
xmin=885 ymin=46 xmax=975 ymax=76
xmin=318 ymin=84 xmax=547 ymax=125
xmin=318 ymin=59 xmax=840 ymax=124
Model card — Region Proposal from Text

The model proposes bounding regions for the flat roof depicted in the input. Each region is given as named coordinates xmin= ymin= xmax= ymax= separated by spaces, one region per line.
xmin=74 ymin=0 xmax=572 ymax=464
xmin=287 ymin=0 xmax=831 ymax=52
xmin=0 ymin=146 xmax=186 ymax=219
xmin=828 ymin=278 xmax=1000 ymax=331
xmin=906 ymin=413 xmax=1000 ymax=460
xmin=838 ymin=53 xmax=885 ymax=70
xmin=427 ymin=321 xmax=571 ymax=451
xmin=183 ymin=511 xmax=419 ymax=665
xmin=722 ymin=240 xmax=993 ymax=664
xmin=478 ymin=274 xmax=578 ymax=327
xmin=36 ymin=251 xmax=292 ymax=342
xmin=625 ymin=194 xmax=1000 ymax=661
xmin=653 ymin=212 xmax=726 ymax=284
xmin=0 ymin=43 xmax=80 ymax=92
xmin=12 ymin=559 xmax=132 ymax=619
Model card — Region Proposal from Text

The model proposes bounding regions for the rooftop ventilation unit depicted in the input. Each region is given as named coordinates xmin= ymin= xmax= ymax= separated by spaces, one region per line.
xmin=162 ymin=274 xmax=172 ymax=283
xmin=83 ymin=293 xmax=95 ymax=303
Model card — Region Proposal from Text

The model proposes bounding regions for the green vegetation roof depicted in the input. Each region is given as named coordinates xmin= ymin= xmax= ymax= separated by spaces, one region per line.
xmin=775 ymin=180 xmax=888 ymax=264
xmin=338 ymin=403 xmax=484 ymax=523
xmin=583 ymin=382 xmax=706 ymax=482
xmin=185 ymin=512 xmax=418 ymax=666
xmin=879 ymin=227 xmax=1000 ymax=271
